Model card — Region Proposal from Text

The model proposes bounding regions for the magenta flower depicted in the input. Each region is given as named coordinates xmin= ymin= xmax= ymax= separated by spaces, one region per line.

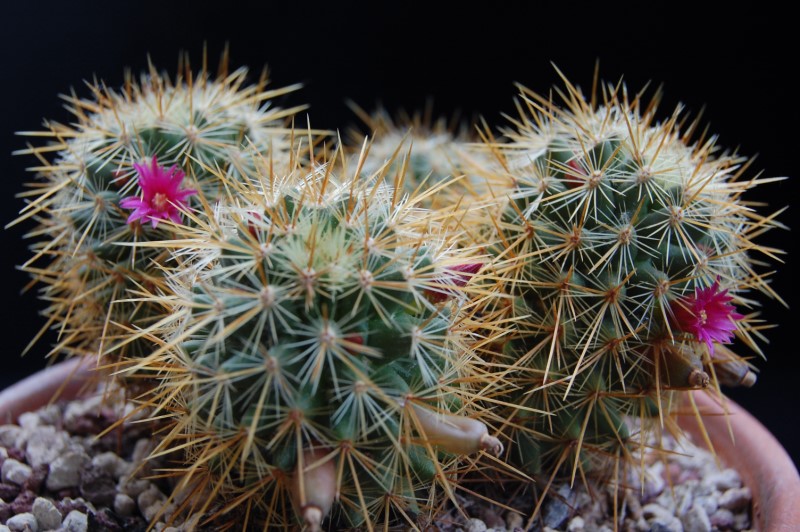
xmin=119 ymin=158 xmax=197 ymax=228
xmin=671 ymin=280 xmax=744 ymax=352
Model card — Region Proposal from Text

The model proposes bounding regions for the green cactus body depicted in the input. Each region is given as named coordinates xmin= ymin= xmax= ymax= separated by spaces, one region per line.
xmin=140 ymin=157 xmax=501 ymax=529
xmin=15 ymin=56 xmax=306 ymax=361
xmin=481 ymin=79 xmax=783 ymax=480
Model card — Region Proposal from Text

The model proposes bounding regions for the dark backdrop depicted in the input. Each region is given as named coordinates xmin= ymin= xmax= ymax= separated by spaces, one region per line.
xmin=2 ymin=2 xmax=797 ymax=466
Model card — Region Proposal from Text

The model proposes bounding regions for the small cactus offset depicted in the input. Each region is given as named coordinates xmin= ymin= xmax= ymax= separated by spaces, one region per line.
xmin=134 ymin=150 xmax=502 ymax=529
xmin=13 ymin=53 xmax=305 ymax=362
xmin=476 ymin=73 xmax=785 ymax=484
xmin=344 ymin=105 xmax=495 ymax=211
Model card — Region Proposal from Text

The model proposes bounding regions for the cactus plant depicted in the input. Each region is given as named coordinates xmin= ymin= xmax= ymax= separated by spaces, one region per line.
xmin=473 ymin=72 xmax=785 ymax=497
xmin=131 ymin=148 xmax=502 ymax=529
xmin=13 ymin=53 xmax=306 ymax=362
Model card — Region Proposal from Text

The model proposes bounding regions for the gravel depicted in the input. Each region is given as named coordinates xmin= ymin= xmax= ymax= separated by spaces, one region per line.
xmin=1 ymin=391 xmax=755 ymax=531
xmin=0 ymin=388 xmax=195 ymax=532
xmin=433 ymin=429 xmax=755 ymax=532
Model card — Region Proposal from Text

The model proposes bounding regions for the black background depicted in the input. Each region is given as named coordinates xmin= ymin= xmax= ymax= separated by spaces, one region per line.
xmin=1 ymin=2 xmax=797 ymax=467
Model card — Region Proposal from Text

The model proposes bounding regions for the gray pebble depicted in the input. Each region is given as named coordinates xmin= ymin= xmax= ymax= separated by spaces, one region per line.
xmin=119 ymin=477 xmax=151 ymax=498
xmin=692 ymin=495 xmax=717 ymax=516
xmin=465 ymin=518 xmax=487 ymax=532
xmin=543 ymin=484 xmax=575 ymax=529
xmin=1 ymin=459 xmax=32 ymax=486
xmin=505 ymin=511 xmax=523 ymax=530
xmin=113 ymin=493 xmax=136 ymax=516
xmin=708 ymin=508 xmax=734 ymax=528
xmin=25 ymin=426 xmax=68 ymax=468
xmin=705 ymin=469 xmax=741 ymax=491
xmin=733 ymin=512 xmax=750 ymax=530
xmin=32 ymin=497 xmax=62 ymax=530
xmin=142 ymin=502 xmax=165 ymax=523
xmin=63 ymin=397 xmax=104 ymax=433
xmin=625 ymin=490 xmax=643 ymax=519
xmin=680 ymin=503 xmax=710 ymax=532
xmin=0 ymin=447 xmax=7 ymax=460
xmin=642 ymin=503 xmax=673 ymax=521
xmin=5 ymin=512 xmax=38 ymax=532
xmin=648 ymin=516 xmax=683 ymax=532
xmin=674 ymin=482 xmax=697 ymax=516
xmin=0 ymin=426 xmax=22 ymax=449
xmin=131 ymin=439 xmax=154 ymax=464
xmin=61 ymin=509 xmax=88 ymax=532
xmin=34 ymin=405 xmax=61 ymax=427
xmin=45 ymin=451 xmax=88 ymax=491
xmin=644 ymin=461 xmax=667 ymax=499
xmin=90 ymin=453 xmax=123 ymax=478
xmin=0 ymin=524 xmax=10 ymax=532
xmin=718 ymin=487 xmax=751 ymax=511
xmin=137 ymin=485 xmax=166 ymax=516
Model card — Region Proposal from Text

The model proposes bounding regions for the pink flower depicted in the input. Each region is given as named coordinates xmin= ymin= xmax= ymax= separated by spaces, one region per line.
xmin=119 ymin=157 xmax=197 ymax=228
xmin=671 ymin=280 xmax=744 ymax=352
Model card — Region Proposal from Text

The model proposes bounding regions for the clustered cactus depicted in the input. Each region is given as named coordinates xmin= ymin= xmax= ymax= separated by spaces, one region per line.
xmin=14 ymin=58 xmax=784 ymax=530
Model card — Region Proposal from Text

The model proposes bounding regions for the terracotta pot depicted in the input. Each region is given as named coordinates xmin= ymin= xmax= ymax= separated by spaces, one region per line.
xmin=2 ymin=363 xmax=798 ymax=530
xmin=681 ymin=391 xmax=800 ymax=531
xmin=0 ymin=358 xmax=94 ymax=423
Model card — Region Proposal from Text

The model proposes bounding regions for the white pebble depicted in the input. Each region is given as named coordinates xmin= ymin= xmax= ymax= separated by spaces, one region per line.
xmin=681 ymin=503 xmax=711 ymax=532
xmin=17 ymin=412 xmax=41 ymax=430
xmin=0 ymin=426 xmax=22 ymax=448
xmin=61 ymin=510 xmax=89 ymax=532
xmin=45 ymin=451 xmax=88 ymax=491
xmin=465 ymin=518 xmax=487 ymax=532
xmin=567 ymin=515 xmax=586 ymax=531
xmin=5 ymin=512 xmax=38 ymax=532
xmin=718 ymin=486 xmax=751 ymax=511
xmin=0 ymin=524 xmax=10 ymax=532
xmin=32 ymin=496 xmax=62 ymax=530
xmin=114 ymin=492 xmax=136 ymax=516
xmin=25 ymin=426 xmax=68 ymax=468
xmin=1 ymin=458 xmax=32 ymax=485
